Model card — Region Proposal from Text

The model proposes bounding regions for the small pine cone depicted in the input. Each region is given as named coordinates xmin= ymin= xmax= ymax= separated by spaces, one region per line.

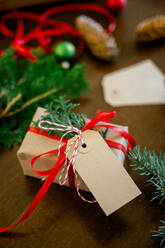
xmin=136 ymin=15 xmax=165 ymax=41
xmin=75 ymin=15 xmax=118 ymax=61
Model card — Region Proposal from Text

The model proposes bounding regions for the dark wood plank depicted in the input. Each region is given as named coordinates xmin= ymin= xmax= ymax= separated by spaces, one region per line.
xmin=0 ymin=0 xmax=165 ymax=247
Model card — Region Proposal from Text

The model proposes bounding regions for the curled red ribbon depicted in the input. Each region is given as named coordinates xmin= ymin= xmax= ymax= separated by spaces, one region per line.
xmin=0 ymin=4 xmax=116 ymax=60
xmin=0 ymin=110 xmax=135 ymax=233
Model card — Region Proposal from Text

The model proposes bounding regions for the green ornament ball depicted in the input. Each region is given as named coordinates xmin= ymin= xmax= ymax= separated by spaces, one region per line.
xmin=54 ymin=41 xmax=76 ymax=59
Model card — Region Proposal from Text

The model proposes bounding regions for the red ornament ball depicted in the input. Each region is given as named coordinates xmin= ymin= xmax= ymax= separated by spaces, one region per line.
xmin=106 ymin=0 xmax=127 ymax=12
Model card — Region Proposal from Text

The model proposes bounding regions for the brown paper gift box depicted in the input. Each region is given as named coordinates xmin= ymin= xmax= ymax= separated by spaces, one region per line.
xmin=17 ymin=107 xmax=129 ymax=192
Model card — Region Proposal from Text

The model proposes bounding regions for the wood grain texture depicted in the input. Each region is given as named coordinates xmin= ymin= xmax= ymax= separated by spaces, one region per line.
xmin=0 ymin=0 xmax=64 ymax=8
xmin=0 ymin=0 xmax=165 ymax=247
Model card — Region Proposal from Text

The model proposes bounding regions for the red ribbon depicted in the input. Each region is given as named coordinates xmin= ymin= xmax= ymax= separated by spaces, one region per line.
xmin=0 ymin=4 xmax=116 ymax=60
xmin=0 ymin=152 xmax=66 ymax=233
xmin=0 ymin=110 xmax=135 ymax=233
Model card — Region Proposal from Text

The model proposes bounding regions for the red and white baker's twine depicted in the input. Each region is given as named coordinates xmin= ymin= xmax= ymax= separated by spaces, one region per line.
xmin=38 ymin=120 xmax=96 ymax=204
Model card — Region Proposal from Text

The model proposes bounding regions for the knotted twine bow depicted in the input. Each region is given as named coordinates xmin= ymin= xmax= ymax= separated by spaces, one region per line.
xmin=38 ymin=120 xmax=96 ymax=204
xmin=0 ymin=110 xmax=136 ymax=233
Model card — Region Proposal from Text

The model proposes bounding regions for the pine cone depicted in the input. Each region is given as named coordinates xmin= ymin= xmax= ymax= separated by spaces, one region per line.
xmin=136 ymin=15 xmax=165 ymax=41
xmin=75 ymin=15 xmax=118 ymax=61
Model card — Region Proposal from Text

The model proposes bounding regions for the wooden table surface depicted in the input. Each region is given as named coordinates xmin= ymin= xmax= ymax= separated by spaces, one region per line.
xmin=0 ymin=0 xmax=165 ymax=247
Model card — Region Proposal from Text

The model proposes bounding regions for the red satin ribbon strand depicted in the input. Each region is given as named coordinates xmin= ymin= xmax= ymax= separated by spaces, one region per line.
xmin=34 ymin=9 xmax=83 ymax=53
xmin=0 ymin=10 xmax=84 ymax=57
xmin=42 ymin=3 xmax=115 ymax=32
xmin=31 ymin=144 xmax=67 ymax=176
xmin=0 ymin=4 xmax=116 ymax=59
xmin=81 ymin=110 xmax=135 ymax=152
xmin=68 ymin=163 xmax=75 ymax=188
xmin=82 ymin=110 xmax=116 ymax=131
xmin=0 ymin=152 xmax=66 ymax=233
xmin=12 ymin=44 xmax=38 ymax=61
xmin=15 ymin=19 xmax=24 ymax=42
xmin=29 ymin=127 xmax=74 ymax=187
xmin=0 ymin=11 xmax=41 ymax=37
xmin=28 ymin=126 xmax=68 ymax=143
xmin=105 ymin=139 xmax=126 ymax=155
xmin=96 ymin=124 xmax=136 ymax=148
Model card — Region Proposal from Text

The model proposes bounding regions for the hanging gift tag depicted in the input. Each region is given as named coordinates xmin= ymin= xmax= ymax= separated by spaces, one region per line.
xmin=67 ymin=130 xmax=141 ymax=216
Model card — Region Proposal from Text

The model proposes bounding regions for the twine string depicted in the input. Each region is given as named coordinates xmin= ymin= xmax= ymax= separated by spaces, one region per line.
xmin=38 ymin=120 xmax=96 ymax=203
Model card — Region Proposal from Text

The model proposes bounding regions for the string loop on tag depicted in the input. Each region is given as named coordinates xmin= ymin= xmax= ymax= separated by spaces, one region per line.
xmin=38 ymin=120 xmax=94 ymax=203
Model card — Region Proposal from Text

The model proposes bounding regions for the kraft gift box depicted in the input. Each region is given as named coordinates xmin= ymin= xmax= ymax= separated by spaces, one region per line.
xmin=17 ymin=107 xmax=129 ymax=192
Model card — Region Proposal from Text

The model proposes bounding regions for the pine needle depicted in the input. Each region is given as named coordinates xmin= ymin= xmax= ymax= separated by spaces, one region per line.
xmin=128 ymin=146 xmax=165 ymax=202
xmin=0 ymin=46 xmax=89 ymax=148
xmin=34 ymin=96 xmax=87 ymax=138
xmin=128 ymin=146 xmax=165 ymax=247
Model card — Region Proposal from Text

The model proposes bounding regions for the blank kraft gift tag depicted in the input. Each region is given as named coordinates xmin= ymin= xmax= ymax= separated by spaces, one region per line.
xmin=102 ymin=60 xmax=165 ymax=106
xmin=67 ymin=130 xmax=141 ymax=216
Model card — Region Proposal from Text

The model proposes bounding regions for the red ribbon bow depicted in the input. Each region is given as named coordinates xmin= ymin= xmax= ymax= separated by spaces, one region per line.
xmin=0 ymin=110 xmax=136 ymax=233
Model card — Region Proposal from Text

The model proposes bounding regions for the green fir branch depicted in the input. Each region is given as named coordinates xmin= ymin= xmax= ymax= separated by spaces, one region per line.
xmin=0 ymin=46 xmax=89 ymax=148
xmin=128 ymin=146 xmax=165 ymax=247
xmin=34 ymin=96 xmax=87 ymax=138
xmin=153 ymin=220 xmax=165 ymax=248
xmin=128 ymin=146 xmax=165 ymax=203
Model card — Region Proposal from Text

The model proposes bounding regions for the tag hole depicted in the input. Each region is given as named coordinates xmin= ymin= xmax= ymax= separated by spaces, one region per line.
xmin=82 ymin=143 xmax=87 ymax=148
xmin=113 ymin=90 xmax=118 ymax=95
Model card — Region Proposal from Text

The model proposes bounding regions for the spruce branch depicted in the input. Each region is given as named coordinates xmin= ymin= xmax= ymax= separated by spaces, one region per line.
xmin=128 ymin=146 xmax=165 ymax=247
xmin=128 ymin=146 xmax=165 ymax=202
xmin=153 ymin=220 xmax=165 ymax=247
